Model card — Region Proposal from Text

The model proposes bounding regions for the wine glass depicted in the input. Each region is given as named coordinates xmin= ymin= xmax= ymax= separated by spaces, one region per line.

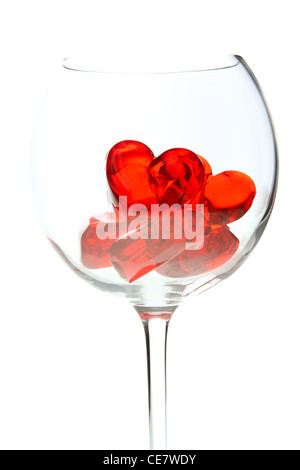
xmin=30 ymin=54 xmax=278 ymax=450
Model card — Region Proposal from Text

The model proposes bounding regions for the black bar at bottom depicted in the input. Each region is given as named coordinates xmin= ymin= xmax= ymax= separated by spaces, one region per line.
xmin=0 ymin=450 xmax=202 ymax=466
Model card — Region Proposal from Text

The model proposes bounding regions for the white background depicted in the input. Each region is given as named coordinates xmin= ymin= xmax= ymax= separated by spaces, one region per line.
xmin=0 ymin=0 xmax=299 ymax=450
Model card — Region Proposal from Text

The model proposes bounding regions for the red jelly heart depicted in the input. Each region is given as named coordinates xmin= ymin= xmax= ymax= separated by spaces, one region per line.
xmin=190 ymin=154 xmax=213 ymax=206
xmin=111 ymin=237 xmax=187 ymax=283
xmin=81 ymin=214 xmax=118 ymax=269
xmin=106 ymin=140 xmax=157 ymax=208
xmin=110 ymin=211 xmax=188 ymax=283
xmin=148 ymin=148 xmax=205 ymax=205
xmin=106 ymin=141 xmax=205 ymax=208
xmin=205 ymin=171 xmax=256 ymax=224
xmin=197 ymin=154 xmax=212 ymax=179
xmin=82 ymin=141 xmax=257 ymax=283
xmin=156 ymin=225 xmax=239 ymax=278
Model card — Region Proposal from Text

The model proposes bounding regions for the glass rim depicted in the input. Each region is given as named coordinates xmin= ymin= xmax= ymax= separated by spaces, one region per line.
xmin=62 ymin=54 xmax=241 ymax=75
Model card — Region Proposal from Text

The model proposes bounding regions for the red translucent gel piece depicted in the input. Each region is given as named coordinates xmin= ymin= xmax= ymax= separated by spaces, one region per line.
xmin=197 ymin=154 xmax=212 ymax=179
xmin=205 ymin=171 xmax=256 ymax=224
xmin=110 ymin=212 xmax=188 ymax=283
xmin=106 ymin=141 xmax=206 ymax=208
xmin=148 ymin=148 xmax=205 ymax=205
xmin=190 ymin=154 xmax=213 ymax=206
xmin=106 ymin=140 xmax=157 ymax=208
xmin=81 ymin=214 xmax=118 ymax=269
xmin=156 ymin=225 xmax=239 ymax=278
xmin=82 ymin=141 xmax=257 ymax=282
xmin=111 ymin=237 xmax=187 ymax=283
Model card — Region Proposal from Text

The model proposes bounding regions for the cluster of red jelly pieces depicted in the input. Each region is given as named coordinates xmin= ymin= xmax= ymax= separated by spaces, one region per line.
xmin=81 ymin=140 xmax=256 ymax=283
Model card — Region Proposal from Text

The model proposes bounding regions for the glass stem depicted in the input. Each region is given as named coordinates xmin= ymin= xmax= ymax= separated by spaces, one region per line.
xmin=142 ymin=316 xmax=170 ymax=450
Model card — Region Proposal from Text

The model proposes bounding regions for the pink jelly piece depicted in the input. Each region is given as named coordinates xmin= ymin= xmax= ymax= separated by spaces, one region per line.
xmin=156 ymin=225 xmax=239 ymax=278
xmin=81 ymin=214 xmax=118 ymax=269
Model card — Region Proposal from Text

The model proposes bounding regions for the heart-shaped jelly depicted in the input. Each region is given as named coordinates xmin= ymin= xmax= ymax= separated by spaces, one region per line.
xmin=81 ymin=214 xmax=118 ymax=269
xmin=106 ymin=140 xmax=205 ymax=208
xmin=148 ymin=148 xmax=206 ymax=206
xmin=106 ymin=140 xmax=157 ymax=208
xmin=110 ymin=212 xmax=188 ymax=283
xmin=205 ymin=171 xmax=256 ymax=224
xmin=82 ymin=141 xmax=257 ymax=283
xmin=156 ymin=225 xmax=239 ymax=277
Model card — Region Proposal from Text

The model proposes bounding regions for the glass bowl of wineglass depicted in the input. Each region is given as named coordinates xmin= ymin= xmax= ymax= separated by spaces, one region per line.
xmin=30 ymin=54 xmax=278 ymax=449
